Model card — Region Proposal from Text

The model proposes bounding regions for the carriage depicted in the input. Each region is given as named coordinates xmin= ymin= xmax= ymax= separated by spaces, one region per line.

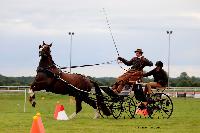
xmin=29 ymin=41 xmax=173 ymax=119
xmin=98 ymin=81 xmax=173 ymax=119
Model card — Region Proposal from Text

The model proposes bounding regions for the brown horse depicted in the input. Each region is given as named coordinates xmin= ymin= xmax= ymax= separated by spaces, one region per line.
xmin=29 ymin=41 xmax=110 ymax=119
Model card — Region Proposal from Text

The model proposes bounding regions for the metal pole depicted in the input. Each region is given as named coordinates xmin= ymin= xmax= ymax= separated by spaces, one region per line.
xmin=167 ymin=30 xmax=172 ymax=89
xmin=69 ymin=32 xmax=74 ymax=73
xmin=24 ymin=88 xmax=26 ymax=112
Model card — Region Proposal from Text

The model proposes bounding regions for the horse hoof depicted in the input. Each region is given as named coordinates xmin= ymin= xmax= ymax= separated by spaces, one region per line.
xmin=93 ymin=112 xmax=100 ymax=119
xmin=32 ymin=102 xmax=36 ymax=107
xmin=93 ymin=115 xmax=100 ymax=119
xmin=69 ymin=112 xmax=76 ymax=119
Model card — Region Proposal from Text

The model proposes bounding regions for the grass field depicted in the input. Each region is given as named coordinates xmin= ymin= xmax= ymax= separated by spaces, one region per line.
xmin=0 ymin=92 xmax=200 ymax=133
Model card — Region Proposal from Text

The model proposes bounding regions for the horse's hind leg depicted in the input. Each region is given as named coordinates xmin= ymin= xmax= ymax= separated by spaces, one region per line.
xmin=82 ymin=95 xmax=100 ymax=119
xmin=83 ymin=96 xmax=97 ymax=109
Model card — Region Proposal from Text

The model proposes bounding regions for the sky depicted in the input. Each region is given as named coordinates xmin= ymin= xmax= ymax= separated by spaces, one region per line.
xmin=0 ymin=0 xmax=200 ymax=78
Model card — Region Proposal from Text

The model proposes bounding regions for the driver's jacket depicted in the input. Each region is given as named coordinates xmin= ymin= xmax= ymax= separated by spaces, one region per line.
xmin=117 ymin=56 xmax=153 ymax=82
xmin=112 ymin=56 xmax=153 ymax=93
xmin=118 ymin=56 xmax=153 ymax=71
xmin=143 ymin=68 xmax=168 ymax=86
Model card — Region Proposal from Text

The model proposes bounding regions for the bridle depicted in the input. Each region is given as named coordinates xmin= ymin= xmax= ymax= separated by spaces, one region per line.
xmin=34 ymin=43 xmax=62 ymax=85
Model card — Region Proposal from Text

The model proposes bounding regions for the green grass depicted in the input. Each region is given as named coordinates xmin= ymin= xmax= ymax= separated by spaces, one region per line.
xmin=0 ymin=92 xmax=200 ymax=133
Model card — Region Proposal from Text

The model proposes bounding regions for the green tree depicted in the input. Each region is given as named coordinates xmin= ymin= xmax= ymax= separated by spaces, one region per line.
xmin=176 ymin=72 xmax=192 ymax=87
xmin=179 ymin=72 xmax=189 ymax=80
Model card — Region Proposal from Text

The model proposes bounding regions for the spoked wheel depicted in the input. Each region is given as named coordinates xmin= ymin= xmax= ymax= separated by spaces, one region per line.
xmin=111 ymin=101 xmax=123 ymax=119
xmin=148 ymin=93 xmax=173 ymax=119
xmin=98 ymin=96 xmax=113 ymax=118
xmin=123 ymin=96 xmax=136 ymax=119
xmin=110 ymin=97 xmax=123 ymax=119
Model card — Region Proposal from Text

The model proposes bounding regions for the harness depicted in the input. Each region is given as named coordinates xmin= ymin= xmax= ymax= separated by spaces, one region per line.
xmin=31 ymin=64 xmax=62 ymax=92
xmin=33 ymin=63 xmax=94 ymax=95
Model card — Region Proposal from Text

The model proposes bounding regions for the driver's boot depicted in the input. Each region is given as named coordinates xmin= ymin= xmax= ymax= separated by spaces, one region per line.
xmin=112 ymin=84 xmax=118 ymax=94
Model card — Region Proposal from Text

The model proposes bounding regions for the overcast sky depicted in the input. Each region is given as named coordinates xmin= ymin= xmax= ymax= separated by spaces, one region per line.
xmin=0 ymin=0 xmax=200 ymax=78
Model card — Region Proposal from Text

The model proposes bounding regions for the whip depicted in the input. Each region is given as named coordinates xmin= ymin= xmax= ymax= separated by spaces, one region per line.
xmin=102 ymin=8 xmax=127 ymax=71
xmin=60 ymin=60 xmax=116 ymax=69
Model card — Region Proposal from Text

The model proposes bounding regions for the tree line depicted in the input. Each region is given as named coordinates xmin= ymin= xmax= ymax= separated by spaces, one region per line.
xmin=0 ymin=74 xmax=34 ymax=86
xmin=0 ymin=72 xmax=200 ymax=87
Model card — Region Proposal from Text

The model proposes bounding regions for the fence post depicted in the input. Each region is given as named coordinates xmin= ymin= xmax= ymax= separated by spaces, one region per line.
xmin=24 ymin=88 xmax=26 ymax=113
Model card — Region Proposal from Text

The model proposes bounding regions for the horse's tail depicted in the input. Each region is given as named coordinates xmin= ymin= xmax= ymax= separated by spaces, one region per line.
xmin=91 ymin=81 xmax=111 ymax=116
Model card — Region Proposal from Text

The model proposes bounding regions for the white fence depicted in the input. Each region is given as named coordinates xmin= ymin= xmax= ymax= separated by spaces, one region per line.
xmin=1 ymin=86 xmax=200 ymax=112
xmin=0 ymin=86 xmax=29 ymax=91
xmin=1 ymin=86 xmax=200 ymax=93
xmin=0 ymin=86 xmax=29 ymax=112
xmin=164 ymin=87 xmax=200 ymax=98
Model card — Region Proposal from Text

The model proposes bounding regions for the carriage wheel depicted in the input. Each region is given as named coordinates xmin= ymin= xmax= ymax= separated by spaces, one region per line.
xmin=148 ymin=93 xmax=173 ymax=119
xmin=98 ymin=96 xmax=112 ymax=119
xmin=123 ymin=96 xmax=136 ymax=119
xmin=110 ymin=98 xmax=123 ymax=119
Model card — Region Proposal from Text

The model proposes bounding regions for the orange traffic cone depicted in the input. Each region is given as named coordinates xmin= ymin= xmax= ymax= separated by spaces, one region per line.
xmin=30 ymin=113 xmax=45 ymax=133
xmin=141 ymin=109 xmax=148 ymax=117
xmin=54 ymin=104 xmax=69 ymax=120
xmin=54 ymin=103 xmax=61 ymax=119
xmin=136 ymin=108 xmax=143 ymax=115
xmin=136 ymin=108 xmax=148 ymax=117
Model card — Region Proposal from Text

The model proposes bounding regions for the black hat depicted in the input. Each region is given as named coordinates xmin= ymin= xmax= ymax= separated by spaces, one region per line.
xmin=134 ymin=49 xmax=143 ymax=54
xmin=155 ymin=61 xmax=163 ymax=67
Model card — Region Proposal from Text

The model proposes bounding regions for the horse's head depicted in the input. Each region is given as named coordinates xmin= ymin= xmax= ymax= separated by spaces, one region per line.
xmin=39 ymin=41 xmax=52 ymax=57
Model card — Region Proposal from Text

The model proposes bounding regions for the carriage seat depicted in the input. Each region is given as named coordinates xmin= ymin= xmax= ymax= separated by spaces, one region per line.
xmin=118 ymin=90 xmax=131 ymax=96
xmin=118 ymin=84 xmax=134 ymax=96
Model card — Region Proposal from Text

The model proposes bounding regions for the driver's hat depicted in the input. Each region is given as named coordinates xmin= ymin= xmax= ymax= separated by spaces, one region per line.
xmin=134 ymin=49 xmax=143 ymax=54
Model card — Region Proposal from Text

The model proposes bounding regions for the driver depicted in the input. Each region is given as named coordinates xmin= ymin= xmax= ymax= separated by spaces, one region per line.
xmin=112 ymin=49 xmax=153 ymax=93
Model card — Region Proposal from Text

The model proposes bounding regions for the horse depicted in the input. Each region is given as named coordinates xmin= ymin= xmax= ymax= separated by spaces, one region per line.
xmin=29 ymin=41 xmax=110 ymax=119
